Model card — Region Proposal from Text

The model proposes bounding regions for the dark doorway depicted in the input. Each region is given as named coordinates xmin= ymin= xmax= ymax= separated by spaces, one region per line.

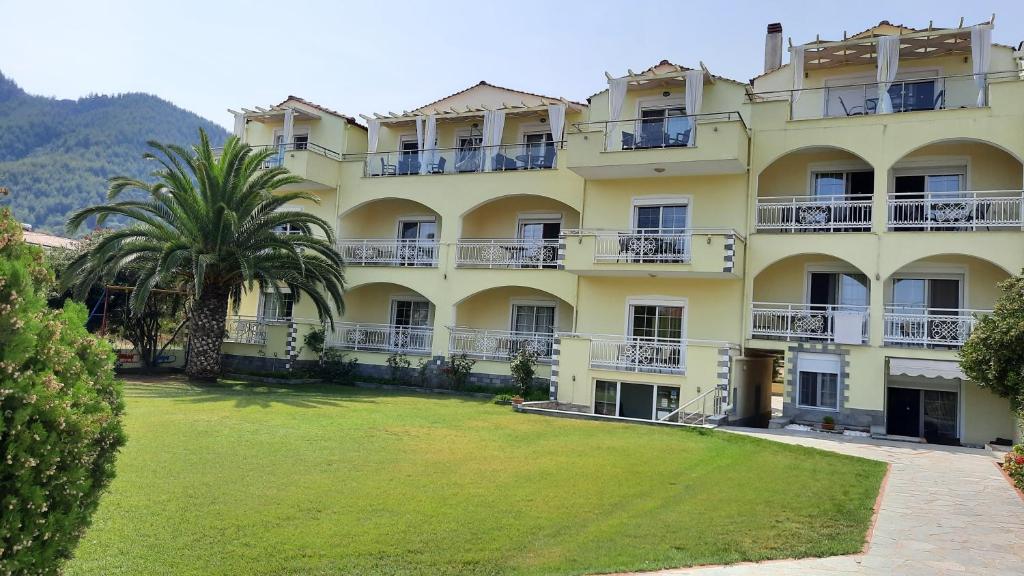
xmin=886 ymin=387 xmax=921 ymax=437
xmin=619 ymin=383 xmax=653 ymax=419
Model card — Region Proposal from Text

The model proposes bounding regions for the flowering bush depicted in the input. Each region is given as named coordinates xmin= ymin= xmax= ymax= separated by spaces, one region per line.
xmin=0 ymin=208 xmax=125 ymax=575
xmin=441 ymin=354 xmax=475 ymax=390
xmin=1004 ymin=444 xmax=1024 ymax=491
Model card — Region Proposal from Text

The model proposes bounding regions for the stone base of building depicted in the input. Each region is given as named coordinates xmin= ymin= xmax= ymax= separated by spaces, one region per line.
xmin=221 ymin=353 xmax=318 ymax=374
xmin=783 ymin=402 xmax=883 ymax=430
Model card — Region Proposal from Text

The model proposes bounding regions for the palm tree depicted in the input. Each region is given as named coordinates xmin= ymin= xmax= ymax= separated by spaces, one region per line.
xmin=64 ymin=129 xmax=345 ymax=381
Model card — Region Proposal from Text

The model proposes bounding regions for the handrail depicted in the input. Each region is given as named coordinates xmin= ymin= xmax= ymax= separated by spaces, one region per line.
xmin=250 ymin=141 xmax=342 ymax=161
xmin=344 ymin=140 xmax=566 ymax=159
xmin=658 ymin=387 xmax=723 ymax=426
xmin=447 ymin=326 xmax=556 ymax=361
xmin=571 ymin=111 xmax=747 ymax=132
xmin=747 ymin=69 xmax=1022 ymax=98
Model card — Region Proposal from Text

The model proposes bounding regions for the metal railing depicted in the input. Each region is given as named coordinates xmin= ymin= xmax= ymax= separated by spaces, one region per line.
xmin=338 ymin=239 xmax=438 ymax=266
xmin=223 ymin=315 xmax=268 ymax=345
xmin=324 ymin=322 xmax=433 ymax=354
xmin=657 ymin=387 xmax=724 ymax=427
xmin=750 ymin=303 xmax=869 ymax=343
xmin=455 ymin=238 xmax=559 ymax=269
xmin=756 ymin=194 xmax=873 ymax=232
xmin=589 ymin=335 xmax=686 ymax=374
xmin=888 ymin=191 xmax=1024 ymax=231
xmin=746 ymin=70 xmax=1021 ymax=121
xmin=883 ymin=307 xmax=988 ymax=348
xmin=447 ymin=327 xmax=555 ymax=361
xmin=572 ymin=111 xmax=744 ymax=152
xmin=360 ymin=141 xmax=563 ymax=177
xmin=251 ymin=141 xmax=343 ymax=167
xmin=591 ymin=229 xmax=691 ymax=263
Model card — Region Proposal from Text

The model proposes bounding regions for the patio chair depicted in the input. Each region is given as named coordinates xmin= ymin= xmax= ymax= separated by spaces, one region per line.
xmin=536 ymin=146 xmax=556 ymax=169
xmin=838 ymin=96 xmax=863 ymax=116
xmin=379 ymin=157 xmax=397 ymax=176
xmin=932 ymin=90 xmax=946 ymax=110
xmin=492 ymin=153 xmax=519 ymax=171
xmin=427 ymin=156 xmax=446 ymax=174
xmin=621 ymin=131 xmax=636 ymax=150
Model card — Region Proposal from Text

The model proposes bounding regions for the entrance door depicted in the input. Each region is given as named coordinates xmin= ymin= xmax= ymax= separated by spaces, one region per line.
xmin=886 ymin=387 xmax=921 ymax=437
xmin=619 ymin=383 xmax=654 ymax=419
xmin=923 ymin=390 xmax=958 ymax=444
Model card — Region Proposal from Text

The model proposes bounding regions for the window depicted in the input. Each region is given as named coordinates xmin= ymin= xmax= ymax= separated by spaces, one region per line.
xmin=272 ymin=206 xmax=303 ymax=235
xmin=634 ymin=204 xmax=688 ymax=233
xmin=517 ymin=219 xmax=560 ymax=267
xmin=259 ymin=291 xmax=293 ymax=322
xmin=512 ymin=304 xmax=555 ymax=335
xmin=631 ymin=204 xmax=688 ymax=262
xmin=391 ymin=299 xmax=431 ymax=327
xmin=292 ymin=134 xmax=308 ymax=150
xmin=398 ymin=220 xmax=436 ymax=241
xmin=638 ymin=106 xmax=690 ymax=148
xmin=812 ymin=171 xmax=873 ymax=198
xmin=630 ymin=304 xmax=684 ymax=341
xmin=891 ymin=277 xmax=961 ymax=313
xmin=798 ymin=371 xmax=839 ymax=410
xmin=594 ymin=380 xmax=617 ymax=416
xmin=455 ymin=133 xmax=483 ymax=172
xmin=808 ymin=272 xmax=869 ymax=309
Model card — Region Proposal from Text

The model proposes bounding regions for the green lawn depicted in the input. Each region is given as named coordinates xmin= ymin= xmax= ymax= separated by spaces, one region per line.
xmin=67 ymin=378 xmax=885 ymax=576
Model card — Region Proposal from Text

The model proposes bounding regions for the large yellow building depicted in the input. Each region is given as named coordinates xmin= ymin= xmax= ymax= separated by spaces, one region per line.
xmin=224 ymin=19 xmax=1024 ymax=447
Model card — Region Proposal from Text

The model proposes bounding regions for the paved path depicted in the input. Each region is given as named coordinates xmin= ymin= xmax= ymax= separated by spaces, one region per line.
xmin=634 ymin=428 xmax=1024 ymax=576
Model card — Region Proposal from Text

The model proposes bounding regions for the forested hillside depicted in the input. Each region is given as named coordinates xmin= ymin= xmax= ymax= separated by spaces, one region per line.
xmin=0 ymin=72 xmax=228 ymax=232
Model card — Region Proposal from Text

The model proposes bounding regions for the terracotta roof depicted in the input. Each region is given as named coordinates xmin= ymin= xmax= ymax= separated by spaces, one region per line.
xmin=278 ymin=96 xmax=366 ymax=130
xmin=587 ymin=60 xmax=747 ymax=101
xmin=413 ymin=81 xmax=586 ymax=112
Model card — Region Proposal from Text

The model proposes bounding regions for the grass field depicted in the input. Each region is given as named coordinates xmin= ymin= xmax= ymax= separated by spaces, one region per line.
xmin=66 ymin=377 xmax=885 ymax=576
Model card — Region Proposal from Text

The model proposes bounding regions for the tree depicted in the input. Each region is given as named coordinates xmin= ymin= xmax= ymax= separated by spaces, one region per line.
xmin=0 ymin=208 xmax=125 ymax=574
xmin=63 ymin=129 xmax=345 ymax=380
xmin=960 ymin=275 xmax=1024 ymax=418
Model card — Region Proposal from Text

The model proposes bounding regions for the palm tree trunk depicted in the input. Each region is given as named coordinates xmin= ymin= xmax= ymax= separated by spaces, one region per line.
xmin=185 ymin=285 xmax=229 ymax=381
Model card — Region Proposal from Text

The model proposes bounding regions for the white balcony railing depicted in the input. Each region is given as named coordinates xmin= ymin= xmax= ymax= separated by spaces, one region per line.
xmin=887 ymin=191 xmax=1024 ymax=231
xmin=589 ymin=335 xmax=686 ymax=374
xmin=593 ymin=229 xmax=691 ymax=263
xmin=223 ymin=315 xmax=268 ymax=345
xmin=338 ymin=239 xmax=438 ymax=267
xmin=447 ymin=327 xmax=555 ymax=361
xmin=755 ymin=194 xmax=873 ymax=232
xmin=571 ymin=111 xmax=744 ymax=152
xmin=750 ymin=303 xmax=869 ymax=343
xmin=883 ymin=307 xmax=989 ymax=348
xmin=455 ymin=238 xmax=559 ymax=269
xmin=362 ymin=141 xmax=562 ymax=177
xmin=325 ymin=322 xmax=433 ymax=354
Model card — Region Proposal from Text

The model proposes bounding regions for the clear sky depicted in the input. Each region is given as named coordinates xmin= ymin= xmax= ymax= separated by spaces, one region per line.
xmin=1 ymin=0 xmax=1021 ymax=129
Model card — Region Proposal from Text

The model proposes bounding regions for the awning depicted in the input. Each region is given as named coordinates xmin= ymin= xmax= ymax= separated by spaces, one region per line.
xmin=889 ymin=358 xmax=966 ymax=380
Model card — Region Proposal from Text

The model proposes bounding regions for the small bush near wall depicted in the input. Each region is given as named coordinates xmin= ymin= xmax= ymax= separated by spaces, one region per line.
xmin=441 ymin=354 xmax=476 ymax=390
xmin=1004 ymin=445 xmax=1024 ymax=491
xmin=386 ymin=352 xmax=411 ymax=384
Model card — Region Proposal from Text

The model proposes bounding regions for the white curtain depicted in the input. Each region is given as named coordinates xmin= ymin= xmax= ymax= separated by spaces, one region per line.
xmin=419 ymin=115 xmax=437 ymax=175
xmin=876 ymin=36 xmax=900 ymax=114
xmin=547 ymin=103 xmax=566 ymax=143
xmin=605 ymin=77 xmax=628 ymax=150
xmin=791 ymin=46 xmax=805 ymax=104
xmin=481 ymin=110 xmax=505 ymax=172
xmin=232 ymin=112 xmax=245 ymax=141
xmin=367 ymin=119 xmax=380 ymax=154
xmin=971 ymin=25 xmax=992 ymax=107
xmin=282 ymin=108 xmax=294 ymax=147
xmin=684 ymin=69 xmax=703 ymax=146
xmin=415 ymin=116 xmax=424 ymax=168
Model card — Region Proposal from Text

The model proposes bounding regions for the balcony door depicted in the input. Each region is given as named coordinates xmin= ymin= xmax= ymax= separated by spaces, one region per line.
xmin=893 ymin=170 xmax=966 ymax=230
xmin=518 ymin=219 xmax=560 ymax=268
xmin=522 ymin=131 xmax=554 ymax=168
xmin=629 ymin=304 xmax=684 ymax=369
xmin=891 ymin=277 xmax=962 ymax=346
xmin=807 ymin=170 xmax=873 ymax=231
xmin=807 ymin=272 xmax=868 ymax=341
xmin=398 ymin=136 xmax=420 ymax=175
xmin=390 ymin=298 xmax=431 ymax=351
xmin=632 ymin=203 xmax=688 ymax=263
xmin=511 ymin=303 xmax=555 ymax=357
xmin=637 ymin=105 xmax=689 ymax=148
xmin=455 ymin=133 xmax=483 ymax=172
xmin=397 ymin=219 xmax=437 ymax=267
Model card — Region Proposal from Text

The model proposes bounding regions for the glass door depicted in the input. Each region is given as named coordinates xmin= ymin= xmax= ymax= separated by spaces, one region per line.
xmin=594 ymin=381 xmax=617 ymax=416
xmin=522 ymin=132 xmax=554 ymax=168
xmin=633 ymin=204 xmax=688 ymax=262
xmin=655 ymin=386 xmax=680 ymax=421
xmin=518 ymin=220 xmax=560 ymax=268
xmin=398 ymin=220 xmax=436 ymax=266
xmin=630 ymin=305 xmax=683 ymax=369
xmin=390 ymin=299 xmax=431 ymax=351
xmin=512 ymin=304 xmax=555 ymax=357
xmin=455 ymin=134 xmax=483 ymax=172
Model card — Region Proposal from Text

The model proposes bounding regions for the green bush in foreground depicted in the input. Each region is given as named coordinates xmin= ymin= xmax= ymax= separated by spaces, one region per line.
xmin=0 ymin=208 xmax=125 ymax=575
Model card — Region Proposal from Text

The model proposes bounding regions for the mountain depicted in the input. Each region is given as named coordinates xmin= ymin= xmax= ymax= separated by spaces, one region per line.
xmin=0 ymin=72 xmax=229 ymax=233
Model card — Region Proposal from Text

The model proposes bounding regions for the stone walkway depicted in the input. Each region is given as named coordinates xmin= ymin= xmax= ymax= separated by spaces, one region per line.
xmin=631 ymin=428 xmax=1024 ymax=576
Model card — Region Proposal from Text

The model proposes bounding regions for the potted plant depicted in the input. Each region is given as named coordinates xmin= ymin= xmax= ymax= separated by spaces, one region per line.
xmin=821 ymin=415 xmax=836 ymax=431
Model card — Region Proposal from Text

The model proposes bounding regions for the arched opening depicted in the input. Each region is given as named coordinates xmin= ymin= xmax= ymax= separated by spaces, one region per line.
xmin=457 ymin=195 xmax=580 ymax=269
xmin=450 ymin=286 xmax=574 ymax=362
xmin=331 ymin=282 xmax=436 ymax=355
xmin=887 ymin=139 xmax=1024 ymax=231
xmin=338 ymin=198 xmax=441 ymax=267
xmin=751 ymin=253 xmax=871 ymax=344
xmin=882 ymin=254 xmax=1009 ymax=349
xmin=756 ymin=146 xmax=874 ymax=233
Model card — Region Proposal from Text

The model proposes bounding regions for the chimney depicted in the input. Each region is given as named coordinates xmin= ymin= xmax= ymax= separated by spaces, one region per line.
xmin=764 ymin=22 xmax=783 ymax=74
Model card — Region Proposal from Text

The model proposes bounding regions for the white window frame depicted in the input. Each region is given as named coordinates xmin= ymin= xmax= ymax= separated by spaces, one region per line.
xmin=796 ymin=370 xmax=841 ymax=411
xmin=822 ymin=67 xmax=942 ymax=117
xmin=888 ymin=271 xmax=966 ymax=310
xmin=624 ymin=297 xmax=688 ymax=342
xmin=630 ymin=195 xmax=693 ymax=230
xmin=258 ymin=288 xmax=294 ymax=324
xmin=515 ymin=213 xmax=563 ymax=240
xmin=508 ymin=299 xmax=559 ymax=334
xmin=394 ymin=216 xmax=438 ymax=241
xmin=591 ymin=379 xmax=681 ymax=421
xmin=890 ymin=158 xmax=970 ymax=196
xmin=272 ymin=127 xmax=311 ymax=146
xmin=803 ymin=264 xmax=870 ymax=306
xmin=388 ymin=295 xmax=433 ymax=327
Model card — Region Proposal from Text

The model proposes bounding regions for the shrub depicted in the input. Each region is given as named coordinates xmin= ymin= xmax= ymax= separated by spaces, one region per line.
xmin=493 ymin=394 xmax=514 ymax=405
xmin=303 ymin=328 xmax=358 ymax=383
xmin=0 ymin=208 xmax=126 ymax=575
xmin=386 ymin=352 xmax=411 ymax=384
xmin=510 ymin=348 xmax=538 ymax=397
xmin=441 ymin=353 xmax=476 ymax=390
xmin=415 ymin=358 xmax=431 ymax=388
xmin=1004 ymin=445 xmax=1024 ymax=491
xmin=961 ymin=276 xmax=1024 ymax=422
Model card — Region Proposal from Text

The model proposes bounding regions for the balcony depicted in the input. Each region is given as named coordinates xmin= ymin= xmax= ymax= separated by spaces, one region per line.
xmin=455 ymin=238 xmax=559 ymax=269
xmin=589 ymin=335 xmax=686 ymax=375
xmin=223 ymin=316 xmax=268 ymax=345
xmin=361 ymin=142 xmax=562 ymax=177
xmin=888 ymin=191 xmax=1024 ymax=231
xmin=756 ymin=195 xmax=872 ymax=233
xmin=325 ymin=322 xmax=433 ymax=355
xmin=252 ymin=142 xmax=342 ymax=189
xmin=447 ymin=327 xmax=554 ymax=361
xmin=883 ymin=307 xmax=988 ymax=348
xmin=338 ymin=239 xmax=438 ymax=267
xmin=565 ymin=112 xmax=748 ymax=179
xmin=561 ymin=229 xmax=741 ymax=277
xmin=750 ymin=303 xmax=869 ymax=344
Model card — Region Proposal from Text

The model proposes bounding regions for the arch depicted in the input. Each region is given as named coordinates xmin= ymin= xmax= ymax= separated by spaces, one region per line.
xmin=339 ymin=196 xmax=440 ymax=220
xmin=882 ymin=252 xmax=1017 ymax=281
xmin=452 ymin=285 xmax=575 ymax=333
xmin=757 ymin=144 xmax=875 ymax=180
xmin=750 ymin=251 xmax=873 ymax=282
xmin=886 ymin=136 xmax=1024 ymax=170
xmin=881 ymin=253 xmax=1014 ymax=312
xmin=344 ymin=280 xmax=437 ymax=303
xmin=458 ymin=193 xmax=581 ymax=220
xmin=341 ymin=281 xmax=438 ymax=327
xmin=338 ymin=197 xmax=442 ymax=240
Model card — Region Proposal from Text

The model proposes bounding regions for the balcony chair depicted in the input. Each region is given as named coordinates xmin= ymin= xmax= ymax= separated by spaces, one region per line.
xmin=427 ymin=156 xmax=446 ymax=174
xmin=492 ymin=153 xmax=519 ymax=171
xmin=536 ymin=146 xmax=557 ymax=169
xmin=838 ymin=96 xmax=863 ymax=116
xmin=621 ymin=131 xmax=636 ymax=150
xmin=379 ymin=157 xmax=397 ymax=176
xmin=932 ymin=90 xmax=946 ymax=110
